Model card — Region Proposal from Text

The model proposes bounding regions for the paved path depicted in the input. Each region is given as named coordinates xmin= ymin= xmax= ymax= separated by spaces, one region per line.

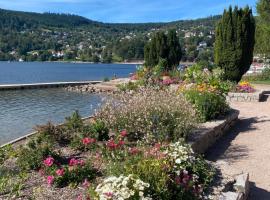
xmin=207 ymin=85 xmax=270 ymax=200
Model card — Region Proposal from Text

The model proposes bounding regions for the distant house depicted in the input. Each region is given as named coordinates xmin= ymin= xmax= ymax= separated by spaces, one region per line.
xmin=184 ymin=32 xmax=196 ymax=38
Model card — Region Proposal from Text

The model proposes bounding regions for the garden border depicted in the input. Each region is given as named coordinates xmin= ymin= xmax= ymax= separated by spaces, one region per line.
xmin=226 ymin=90 xmax=264 ymax=102
xmin=188 ymin=109 xmax=239 ymax=154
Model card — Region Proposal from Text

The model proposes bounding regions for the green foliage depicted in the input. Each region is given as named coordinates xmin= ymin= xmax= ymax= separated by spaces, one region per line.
xmin=0 ymin=145 xmax=16 ymax=165
xmin=64 ymin=110 xmax=84 ymax=131
xmin=16 ymin=137 xmax=60 ymax=170
xmin=0 ymin=168 xmax=28 ymax=197
xmin=117 ymin=81 xmax=140 ymax=92
xmin=255 ymin=0 xmax=270 ymax=58
xmin=184 ymin=90 xmax=229 ymax=122
xmin=144 ymin=30 xmax=182 ymax=70
xmin=214 ymin=6 xmax=255 ymax=82
xmin=90 ymin=120 xmax=110 ymax=141
xmin=0 ymin=8 xmax=219 ymax=62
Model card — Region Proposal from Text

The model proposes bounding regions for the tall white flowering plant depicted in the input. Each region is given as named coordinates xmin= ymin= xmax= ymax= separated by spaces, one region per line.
xmin=95 ymin=88 xmax=197 ymax=142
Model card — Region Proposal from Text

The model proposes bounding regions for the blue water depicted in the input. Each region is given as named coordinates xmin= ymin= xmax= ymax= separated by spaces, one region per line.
xmin=0 ymin=62 xmax=137 ymax=84
xmin=0 ymin=62 xmax=136 ymax=145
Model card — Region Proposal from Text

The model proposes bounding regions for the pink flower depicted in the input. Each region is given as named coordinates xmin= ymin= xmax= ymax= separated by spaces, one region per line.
xmin=56 ymin=168 xmax=65 ymax=176
xmin=47 ymin=175 xmax=54 ymax=185
xmin=120 ymin=130 xmax=128 ymax=137
xmin=83 ymin=179 xmax=91 ymax=188
xmin=104 ymin=192 xmax=114 ymax=198
xmin=69 ymin=158 xmax=79 ymax=166
xmin=78 ymin=159 xmax=85 ymax=166
xmin=43 ymin=156 xmax=54 ymax=167
xmin=76 ymin=194 xmax=83 ymax=200
xmin=82 ymin=137 xmax=96 ymax=145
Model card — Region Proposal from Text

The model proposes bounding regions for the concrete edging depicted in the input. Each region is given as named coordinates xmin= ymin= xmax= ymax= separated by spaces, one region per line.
xmin=226 ymin=90 xmax=264 ymax=102
xmin=188 ymin=109 xmax=240 ymax=154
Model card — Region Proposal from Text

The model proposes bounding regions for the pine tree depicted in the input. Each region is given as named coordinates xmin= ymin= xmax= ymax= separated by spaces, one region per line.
xmin=167 ymin=29 xmax=182 ymax=70
xmin=144 ymin=30 xmax=182 ymax=70
xmin=214 ymin=6 xmax=255 ymax=82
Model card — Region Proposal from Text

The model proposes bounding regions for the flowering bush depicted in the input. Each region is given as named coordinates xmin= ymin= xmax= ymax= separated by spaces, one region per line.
xmin=41 ymin=156 xmax=96 ymax=187
xmin=104 ymin=141 xmax=214 ymax=200
xmin=184 ymin=89 xmax=229 ymax=122
xmin=233 ymin=81 xmax=255 ymax=93
xmin=93 ymin=175 xmax=151 ymax=200
xmin=95 ymin=88 xmax=197 ymax=142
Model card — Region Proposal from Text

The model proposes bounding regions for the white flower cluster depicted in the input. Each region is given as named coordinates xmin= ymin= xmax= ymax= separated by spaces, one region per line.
xmin=95 ymin=175 xmax=152 ymax=200
xmin=165 ymin=141 xmax=196 ymax=174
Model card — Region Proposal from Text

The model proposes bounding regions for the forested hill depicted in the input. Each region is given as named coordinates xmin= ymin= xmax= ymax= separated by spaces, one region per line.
xmin=0 ymin=8 xmax=221 ymax=62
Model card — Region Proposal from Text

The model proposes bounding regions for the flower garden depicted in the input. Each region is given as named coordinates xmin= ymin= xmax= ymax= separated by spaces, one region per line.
xmin=0 ymin=63 xmax=249 ymax=200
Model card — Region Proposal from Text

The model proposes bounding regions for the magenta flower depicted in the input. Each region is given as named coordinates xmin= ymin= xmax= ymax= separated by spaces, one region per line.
xmin=43 ymin=156 xmax=54 ymax=167
xmin=56 ymin=168 xmax=65 ymax=176
xmin=47 ymin=175 xmax=54 ymax=185
xmin=69 ymin=158 xmax=79 ymax=166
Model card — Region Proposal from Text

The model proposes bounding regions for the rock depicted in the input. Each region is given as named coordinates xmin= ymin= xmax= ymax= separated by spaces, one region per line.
xmin=234 ymin=173 xmax=249 ymax=195
xmin=219 ymin=192 xmax=241 ymax=200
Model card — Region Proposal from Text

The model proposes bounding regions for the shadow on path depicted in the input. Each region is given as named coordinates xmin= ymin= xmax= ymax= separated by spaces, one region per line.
xmin=206 ymin=116 xmax=270 ymax=162
xmin=249 ymin=182 xmax=270 ymax=200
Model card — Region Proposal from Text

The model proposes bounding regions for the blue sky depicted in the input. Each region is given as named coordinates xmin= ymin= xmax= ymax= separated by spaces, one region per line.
xmin=0 ymin=0 xmax=257 ymax=23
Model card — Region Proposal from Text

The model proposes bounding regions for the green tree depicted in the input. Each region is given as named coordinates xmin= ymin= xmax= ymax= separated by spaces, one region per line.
xmin=144 ymin=30 xmax=182 ymax=70
xmin=214 ymin=6 xmax=255 ymax=82
xmin=167 ymin=29 xmax=182 ymax=69
xmin=255 ymin=0 xmax=270 ymax=60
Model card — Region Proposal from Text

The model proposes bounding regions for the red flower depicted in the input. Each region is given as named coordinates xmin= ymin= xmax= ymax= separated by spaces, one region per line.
xmin=120 ymin=130 xmax=128 ymax=137
xmin=106 ymin=139 xmax=118 ymax=150
xmin=104 ymin=192 xmax=114 ymax=198
xmin=56 ymin=168 xmax=65 ymax=176
xmin=78 ymin=159 xmax=85 ymax=166
xmin=43 ymin=156 xmax=54 ymax=167
xmin=118 ymin=140 xmax=125 ymax=147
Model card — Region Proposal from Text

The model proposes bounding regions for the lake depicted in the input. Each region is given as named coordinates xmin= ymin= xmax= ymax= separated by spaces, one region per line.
xmin=0 ymin=62 xmax=136 ymax=145
xmin=0 ymin=62 xmax=137 ymax=84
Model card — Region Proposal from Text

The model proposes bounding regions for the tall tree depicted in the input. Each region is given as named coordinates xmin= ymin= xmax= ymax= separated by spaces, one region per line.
xmin=255 ymin=0 xmax=270 ymax=60
xmin=167 ymin=29 xmax=182 ymax=69
xmin=144 ymin=30 xmax=182 ymax=70
xmin=214 ymin=6 xmax=255 ymax=82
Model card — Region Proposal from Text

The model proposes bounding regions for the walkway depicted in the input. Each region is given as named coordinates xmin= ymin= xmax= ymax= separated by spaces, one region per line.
xmin=207 ymin=85 xmax=270 ymax=200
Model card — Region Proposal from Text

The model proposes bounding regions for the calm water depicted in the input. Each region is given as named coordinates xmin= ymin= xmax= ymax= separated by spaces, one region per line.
xmin=0 ymin=62 xmax=136 ymax=84
xmin=0 ymin=62 xmax=136 ymax=145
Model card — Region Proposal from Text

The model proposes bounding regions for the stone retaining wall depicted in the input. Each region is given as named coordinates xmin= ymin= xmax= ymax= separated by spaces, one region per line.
xmin=226 ymin=90 xmax=263 ymax=102
xmin=188 ymin=109 xmax=239 ymax=154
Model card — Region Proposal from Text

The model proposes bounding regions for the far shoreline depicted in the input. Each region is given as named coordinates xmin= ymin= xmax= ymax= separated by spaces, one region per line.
xmin=0 ymin=60 xmax=144 ymax=65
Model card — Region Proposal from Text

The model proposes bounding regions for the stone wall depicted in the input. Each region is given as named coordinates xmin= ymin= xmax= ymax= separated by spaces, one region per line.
xmin=188 ymin=109 xmax=239 ymax=154
xmin=226 ymin=90 xmax=263 ymax=102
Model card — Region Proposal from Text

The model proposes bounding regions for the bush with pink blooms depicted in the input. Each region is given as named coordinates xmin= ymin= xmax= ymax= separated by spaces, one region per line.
xmin=42 ymin=156 xmax=96 ymax=187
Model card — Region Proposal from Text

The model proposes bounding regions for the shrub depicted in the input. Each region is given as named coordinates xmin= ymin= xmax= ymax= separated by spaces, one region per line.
xmin=102 ymin=141 xmax=214 ymax=200
xmin=95 ymin=88 xmax=197 ymax=142
xmin=42 ymin=157 xmax=96 ymax=187
xmin=16 ymin=137 xmax=60 ymax=171
xmin=117 ymin=81 xmax=140 ymax=92
xmin=0 ymin=145 xmax=15 ymax=165
xmin=184 ymin=90 xmax=229 ymax=122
